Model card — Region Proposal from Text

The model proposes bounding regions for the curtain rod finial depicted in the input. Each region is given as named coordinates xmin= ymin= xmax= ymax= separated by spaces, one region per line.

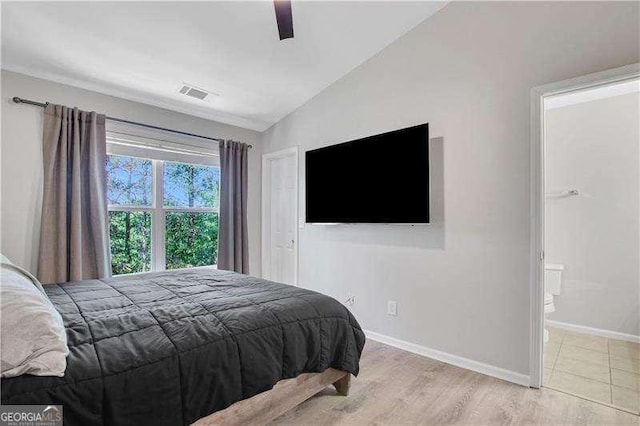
xmin=12 ymin=97 xmax=22 ymax=103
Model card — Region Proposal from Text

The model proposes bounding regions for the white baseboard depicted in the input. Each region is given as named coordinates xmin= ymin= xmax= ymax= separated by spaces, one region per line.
xmin=546 ymin=320 xmax=640 ymax=343
xmin=363 ymin=330 xmax=531 ymax=387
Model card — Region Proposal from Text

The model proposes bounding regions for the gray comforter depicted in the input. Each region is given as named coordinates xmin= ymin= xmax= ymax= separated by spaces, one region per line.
xmin=1 ymin=267 xmax=365 ymax=425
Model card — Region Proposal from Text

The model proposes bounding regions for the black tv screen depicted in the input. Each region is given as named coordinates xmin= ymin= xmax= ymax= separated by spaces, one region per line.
xmin=306 ymin=123 xmax=429 ymax=223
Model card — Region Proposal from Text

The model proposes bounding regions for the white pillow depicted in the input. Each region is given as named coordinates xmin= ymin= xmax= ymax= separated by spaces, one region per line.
xmin=1 ymin=259 xmax=69 ymax=378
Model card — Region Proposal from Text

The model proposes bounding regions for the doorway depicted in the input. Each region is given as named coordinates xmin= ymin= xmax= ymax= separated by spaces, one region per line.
xmin=261 ymin=147 xmax=299 ymax=285
xmin=530 ymin=64 xmax=640 ymax=413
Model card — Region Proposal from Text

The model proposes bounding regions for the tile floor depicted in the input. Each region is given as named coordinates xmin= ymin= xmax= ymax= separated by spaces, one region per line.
xmin=544 ymin=326 xmax=640 ymax=414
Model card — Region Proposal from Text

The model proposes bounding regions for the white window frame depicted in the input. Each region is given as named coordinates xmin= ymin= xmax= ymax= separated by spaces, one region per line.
xmin=106 ymin=135 xmax=220 ymax=275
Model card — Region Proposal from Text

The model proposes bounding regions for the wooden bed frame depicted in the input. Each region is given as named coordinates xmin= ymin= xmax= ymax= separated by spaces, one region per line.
xmin=193 ymin=369 xmax=351 ymax=425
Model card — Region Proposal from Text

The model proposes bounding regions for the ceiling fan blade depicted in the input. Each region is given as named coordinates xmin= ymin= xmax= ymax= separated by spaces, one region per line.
xmin=273 ymin=0 xmax=294 ymax=40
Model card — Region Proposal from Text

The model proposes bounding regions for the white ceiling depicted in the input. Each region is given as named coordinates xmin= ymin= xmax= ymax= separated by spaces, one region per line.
xmin=1 ymin=1 xmax=447 ymax=131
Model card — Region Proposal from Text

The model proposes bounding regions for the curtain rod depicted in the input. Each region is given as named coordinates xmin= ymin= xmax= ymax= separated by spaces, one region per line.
xmin=11 ymin=96 xmax=253 ymax=149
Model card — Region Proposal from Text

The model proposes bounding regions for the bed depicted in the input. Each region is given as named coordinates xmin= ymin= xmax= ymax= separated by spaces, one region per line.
xmin=1 ymin=267 xmax=365 ymax=425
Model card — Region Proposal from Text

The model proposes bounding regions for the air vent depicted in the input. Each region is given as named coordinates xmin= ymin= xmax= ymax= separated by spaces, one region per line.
xmin=177 ymin=83 xmax=216 ymax=101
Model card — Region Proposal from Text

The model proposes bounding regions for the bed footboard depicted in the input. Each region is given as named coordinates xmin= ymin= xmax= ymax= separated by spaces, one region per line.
xmin=193 ymin=368 xmax=350 ymax=425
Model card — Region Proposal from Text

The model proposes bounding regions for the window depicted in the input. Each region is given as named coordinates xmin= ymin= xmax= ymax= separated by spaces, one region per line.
xmin=163 ymin=162 xmax=220 ymax=270
xmin=107 ymin=144 xmax=220 ymax=275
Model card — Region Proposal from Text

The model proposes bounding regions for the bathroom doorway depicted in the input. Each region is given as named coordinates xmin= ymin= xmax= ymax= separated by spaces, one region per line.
xmin=530 ymin=64 xmax=640 ymax=414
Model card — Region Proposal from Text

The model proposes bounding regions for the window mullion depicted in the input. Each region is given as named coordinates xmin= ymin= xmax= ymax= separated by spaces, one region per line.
xmin=152 ymin=160 xmax=166 ymax=272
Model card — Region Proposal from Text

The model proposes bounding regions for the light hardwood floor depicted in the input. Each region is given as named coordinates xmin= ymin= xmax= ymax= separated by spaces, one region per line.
xmin=270 ymin=340 xmax=639 ymax=425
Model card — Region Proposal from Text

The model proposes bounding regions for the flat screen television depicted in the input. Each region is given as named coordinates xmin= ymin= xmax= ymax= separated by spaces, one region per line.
xmin=306 ymin=123 xmax=429 ymax=223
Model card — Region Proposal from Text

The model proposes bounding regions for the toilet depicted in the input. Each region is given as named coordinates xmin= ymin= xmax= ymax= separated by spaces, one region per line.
xmin=544 ymin=263 xmax=564 ymax=343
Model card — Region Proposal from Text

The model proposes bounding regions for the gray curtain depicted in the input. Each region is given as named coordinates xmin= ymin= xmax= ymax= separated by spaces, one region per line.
xmin=38 ymin=104 xmax=110 ymax=284
xmin=218 ymin=140 xmax=249 ymax=273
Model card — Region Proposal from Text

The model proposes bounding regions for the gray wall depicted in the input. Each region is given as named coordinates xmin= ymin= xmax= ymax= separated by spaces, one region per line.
xmin=546 ymin=92 xmax=639 ymax=336
xmin=1 ymin=70 xmax=262 ymax=276
xmin=261 ymin=1 xmax=640 ymax=375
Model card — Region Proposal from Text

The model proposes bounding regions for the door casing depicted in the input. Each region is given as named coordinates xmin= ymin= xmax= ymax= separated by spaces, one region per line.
xmin=529 ymin=63 xmax=639 ymax=388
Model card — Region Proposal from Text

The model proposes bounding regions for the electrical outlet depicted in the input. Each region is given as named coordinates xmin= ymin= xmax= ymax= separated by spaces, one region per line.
xmin=387 ymin=300 xmax=397 ymax=316
xmin=344 ymin=294 xmax=355 ymax=307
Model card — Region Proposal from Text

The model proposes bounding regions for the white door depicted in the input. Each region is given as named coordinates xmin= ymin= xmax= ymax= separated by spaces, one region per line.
xmin=262 ymin=147 xmax=298 ymax=285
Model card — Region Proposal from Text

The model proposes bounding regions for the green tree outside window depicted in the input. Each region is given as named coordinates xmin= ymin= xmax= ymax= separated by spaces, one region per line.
xmin=106 ymin=155 xmax=219 ymax=275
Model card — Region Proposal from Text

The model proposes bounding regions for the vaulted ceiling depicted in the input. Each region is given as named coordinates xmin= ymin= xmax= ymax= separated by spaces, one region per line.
xmin=1 ymin=1 xmax=447 ymax=131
